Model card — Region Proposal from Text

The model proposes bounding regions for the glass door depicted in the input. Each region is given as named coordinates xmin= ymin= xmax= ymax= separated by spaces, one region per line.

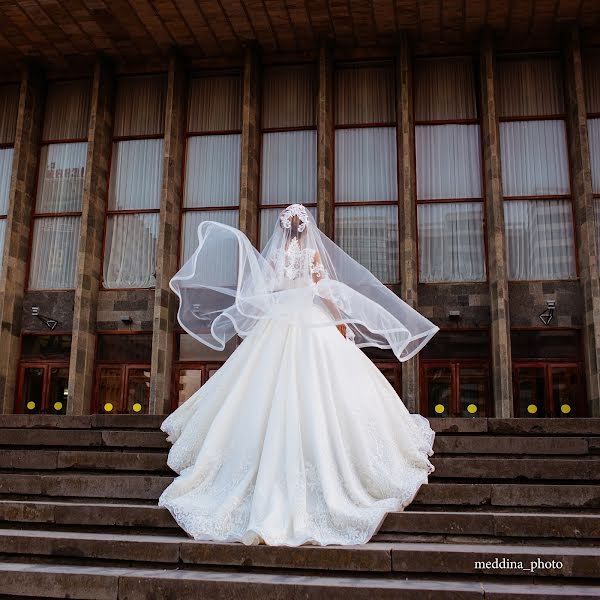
xmin=17 ymin=363 xmax=69 ymax=414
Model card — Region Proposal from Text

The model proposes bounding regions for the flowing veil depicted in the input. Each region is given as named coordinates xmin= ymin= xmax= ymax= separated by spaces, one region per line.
xmin=170 ymin=204 xmax=439 ymax=361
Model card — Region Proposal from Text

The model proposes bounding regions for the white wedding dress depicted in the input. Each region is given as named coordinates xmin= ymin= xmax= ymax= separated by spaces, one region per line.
xmin=159 ymin=240 xmax=436 ymax=547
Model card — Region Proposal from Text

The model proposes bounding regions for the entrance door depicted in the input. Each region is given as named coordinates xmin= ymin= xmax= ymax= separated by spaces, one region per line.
xmin=17 ymin=363 xmax=69 ymax=414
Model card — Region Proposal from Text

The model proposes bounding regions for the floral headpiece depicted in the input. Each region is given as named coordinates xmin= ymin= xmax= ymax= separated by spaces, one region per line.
xmin=279 ymin=204 xmax=309 ymax=232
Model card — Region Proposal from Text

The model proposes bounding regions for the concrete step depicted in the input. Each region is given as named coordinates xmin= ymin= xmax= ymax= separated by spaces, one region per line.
xmin=1 ymin=474 xmax=599 ymax=508
xmin=1 ymin=500 xmax=599 ymax=540
xmin=3 ymin=562 xmax=600 ymax=600
xmin=0 ymin=415 xmax=167 ymax=430
xmin=1 ymin=528 xmax=599 ymax=578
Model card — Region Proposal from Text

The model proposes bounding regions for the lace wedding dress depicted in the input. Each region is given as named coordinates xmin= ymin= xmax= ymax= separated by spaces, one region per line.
xmin=159 ymin=205 xmax=437 ymax=547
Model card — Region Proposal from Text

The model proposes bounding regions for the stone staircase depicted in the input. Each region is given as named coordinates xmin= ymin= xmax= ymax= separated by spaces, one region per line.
xmin=0 ymin=414 xmax=599 ymax=599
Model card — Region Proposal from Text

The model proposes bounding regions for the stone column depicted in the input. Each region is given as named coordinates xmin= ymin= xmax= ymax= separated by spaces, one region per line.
xmin=67 ymin=56 xmax=115 ymax=415
xmin=317 ymin=42 xmax=334 ymax=238
xmin=239 ymin=44 xmax=261 ymax=247
xmin=0 ymin=62 xmax=44 ymax=414
xmin=479 ymin=30 xmax=513 ymax=418
xmin=563 ymin=25 xmax=600 ymax=416
xmin=396 ymin=35 xmax=420 ymax=413
xmin=149 ymin=51 xmax=187 ymax=416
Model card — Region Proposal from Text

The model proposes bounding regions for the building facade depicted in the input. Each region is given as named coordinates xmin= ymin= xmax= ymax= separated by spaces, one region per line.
xmin=0 ymin=2 xmax=599 ymax=419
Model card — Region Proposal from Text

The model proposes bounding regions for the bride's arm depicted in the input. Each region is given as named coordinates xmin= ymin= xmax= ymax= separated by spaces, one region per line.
xmin=311 ymin=251 xmax=346 ymax=337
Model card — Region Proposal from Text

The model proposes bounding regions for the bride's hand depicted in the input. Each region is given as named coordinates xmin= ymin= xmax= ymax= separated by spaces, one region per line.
xmin=337 ymin=324 xmax=347 ymax=337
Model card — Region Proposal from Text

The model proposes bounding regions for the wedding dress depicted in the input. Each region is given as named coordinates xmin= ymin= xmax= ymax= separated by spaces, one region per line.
xmin=159 ymin=204 xmax=439 ymax=546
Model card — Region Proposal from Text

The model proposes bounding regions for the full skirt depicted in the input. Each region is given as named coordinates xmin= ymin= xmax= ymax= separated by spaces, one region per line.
xmin=159 ymin=304 xmax=435 ymax=546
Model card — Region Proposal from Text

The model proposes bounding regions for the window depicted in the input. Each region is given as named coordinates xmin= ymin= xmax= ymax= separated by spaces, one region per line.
xmin=333 ymin=61 xmax=398 ymax=283
xmin=17 ymin=334 xmax=71 ymax=414
xmin=259 ymin=64 xmax=317 ymax=249
xmin=0 ymin=83 xmax=19 ymax=268
xmin=28 ymin=80 xmax=90 ymax=290
xmin=420 ymin=329 xmax=491 ymax=417
xmin=181 ymin=72 xmax=242 ymax=278
xmin=103 ymin=75 xmax=165 ymax=289
xmin=583 ymin=50 xmax=600 ymax=257
xmin=414 ymin=57 xmax=486 ymax=283
xmin=511 ymin=329 xmax=585 ymax=417
xmin=497 ymin=55 xmax=576 ymax=280
xmin=94 ymin=333 xmax=152 ymax=414
xmin=172 ymin=333 xmax=237 ymax=411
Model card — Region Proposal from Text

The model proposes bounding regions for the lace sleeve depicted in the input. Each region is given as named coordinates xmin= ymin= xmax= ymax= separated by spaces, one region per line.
xmin=310 ymin=251 xmax=327 ymax=281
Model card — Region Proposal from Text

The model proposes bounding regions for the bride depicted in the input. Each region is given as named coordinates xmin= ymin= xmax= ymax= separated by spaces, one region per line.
xmin=159 ymin=203 xmax=439 ymax=546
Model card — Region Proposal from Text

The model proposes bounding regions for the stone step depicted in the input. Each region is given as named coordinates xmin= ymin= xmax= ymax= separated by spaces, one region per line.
xmin=1 ymin=429 xmax=596 ymax=457
xmin=1 ymin=529 xmax=599 ymax=578
xmin=3 ymin=562 xmax=600 ymax=600
xmin=2 ymin=416 xmax=600 ymax=435
xmin=1 ymin=474 xmax=599 ymax=508
xmin=2 ymin=450 xmax=598 ymax=481
xmin=1 ymin=500 xmax=598 ymax=540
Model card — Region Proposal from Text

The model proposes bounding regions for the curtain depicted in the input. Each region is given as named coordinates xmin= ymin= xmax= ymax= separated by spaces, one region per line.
xmin=414 ymin=58 xmax=477 ymax=121
xmin=36 ymin=143 xmax=87 ymax=212
xmin=496 ymin=56 xmax=564 ymax=117
xmin=587 ymin=119 xmax=600 ymax=193
xmin=28 ymin=216 xmax=80 ymax=289
xmin=504 ymin=199 xmax=576 ymax=280
xmin=335 ymin=127 xmax=397 ymax=202
xmin=103 ymin=213 xmax=159 ymax=288
xmin=418 ymin=202 xmax=486 ymax=282
xmin=0 ymin=147 xmax=13 ymax=214
xmin=260 ymin=206 xmax=316 ymax=250
xmin=114 ymin=74 xmax=166 ymax=137
xmin=0 ymin=219 xmax=5 ymax=269
xmin=416 ymin=124 xmax=482 ymax=199
xmin=184 ymin=135 xmax=240 ymax=208
xmin=43 ymin=80 xmax=90 ymax=141
xmin=335 ymin=63 xmax=395 ymax=125
xmin=181 ymin=209 xmax=239 ymax=263
xmin=109 ymin=139 xmax=163 ymax=210
xmin=584 ymin=51 xmax=600 ymax=113
xmin=0 ymin=84 xmax=18 ymax=145
xmin=500 ymin=120 xmax=570 ymax=196
xmin=262 ymin=64 xmax=315 ymax=128
xmin=187 ymin=75 xmax=242 ymax=132
xmin=261 ymin=130 xmax=316 ymax=205
xmin=335 ymin=204 xmax=398 ymax=283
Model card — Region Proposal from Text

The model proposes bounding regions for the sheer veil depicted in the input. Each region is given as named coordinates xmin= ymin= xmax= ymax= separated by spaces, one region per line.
xmin=170 ymin=204 xmax=439 ymax=361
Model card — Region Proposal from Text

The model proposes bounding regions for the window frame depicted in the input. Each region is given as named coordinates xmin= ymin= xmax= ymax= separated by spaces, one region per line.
xmin=258 ymin=61 xmax=318 ymax=250
xmin=497 ymin=52 xmax=578 ymax=282
xmin=100 ymin=72 xmax=166 ymax=291
xmin=412 ymin=55 xmax=488 ymax=285
xmin=25 ymin=77 xmax=91 ymax=292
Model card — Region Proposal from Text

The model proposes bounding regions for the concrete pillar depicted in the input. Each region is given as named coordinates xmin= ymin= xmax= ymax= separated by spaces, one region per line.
xmin=479 ymin=30 xmax=514 ymax=418
xmin=396 ymin=35 xmax=420 ymax=413
xmin=317 ymin=42 xmax=334 ymax=238
xmin=67 ymin=56 xmax=115 ymax=415
xmin=149 ymin=51 xmax=187 ymax=415
xmin=0 ymin=62 xmax=44 ymax=414
xmin=563 ymin=25 xmax=600 ymax=416
xmin=239 ymin=45 xmax=261 ymax=247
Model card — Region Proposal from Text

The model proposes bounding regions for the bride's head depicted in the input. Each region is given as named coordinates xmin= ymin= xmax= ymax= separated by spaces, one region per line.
xmin=279 ymin=204 xmax=309 ymax=239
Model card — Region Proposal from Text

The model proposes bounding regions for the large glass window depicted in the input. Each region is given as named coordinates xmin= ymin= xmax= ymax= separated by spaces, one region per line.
xmin=103 ymin=75 xmax=165 ymax=289
xmin=94 ymin=333 xmax=152 ymax=414
xmin=511 ymin=329 xmax=585 ymax=417
xmin=0 ymin=84 xmax=19 ymax=269
xmin=414 ymin=57 xmax=486 ymax=283
xmin=17 ymin=334 xmax=72 ymax=414
xmin=29 ymin=81 xmax=90 ymax=289
xmin=497 ymin=55 xmax=576 ymax=280
xmin=584 ymin=50 xmax=600 ymax=257
xmin=182 ymin=72 xmax=242 ymax=272
xmin=334 ymin=61 xmax=398 ymax=283
xmin=259 ymin=64 xmax=317 ymax=249
xmin=420 ymin=329 xmax=491 ymax=417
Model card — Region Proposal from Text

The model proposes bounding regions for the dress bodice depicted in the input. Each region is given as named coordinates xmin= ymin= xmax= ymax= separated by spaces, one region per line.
xmin=271 ymin=237 xmax=326 ymax=289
